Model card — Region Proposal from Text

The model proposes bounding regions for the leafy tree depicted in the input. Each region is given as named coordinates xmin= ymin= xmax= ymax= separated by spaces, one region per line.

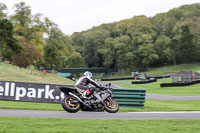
xmin=150 ymin=13 xmax=167 ymax=36
xmin=115 ymin=19 xmax=130 ymax=37
xmin=65 ymin=52 xmax=85 ymax=68
xmin=11 ymin=2 xmax=32 ymax=37
xmin=0 ymin=19 xmax=21 ymax=62
xmin=11 ymin=2 xmax=46 ymax=53
xmin=114 ymin=35 xmax=133 ymax=70
xmin=137 ymin=43 xmax=158 ymax=70
xmin=172 ymin=25 xmax=195 ymax=63
xmin=71 ymin=32 xmax=84 ymax=54
xmin=12 ymin=36 xmax=41 ymax=67
xmin=98 ymin=23 xmax=118 ymax=38
xmin=82 ymin=29 xmax=110 ymax=67
xmin=44 ymin=28 xmax=73 ymax=70
xmin=127 ymin=15 xmax=156 ymax=46
xmin=102 ymin=35 xmax=135 ymax=71
xmin=102 ymin=38 xmax=116 ymax=68
xmin=0 ymin=3 xmax=7 ymax=19
xmin=168 ymin=4 xmax=200 ymax=20
xmin=154 ymin=35 xmax=171 ymax=65
xmin=29 ymin=13 xmax=46 ymax=54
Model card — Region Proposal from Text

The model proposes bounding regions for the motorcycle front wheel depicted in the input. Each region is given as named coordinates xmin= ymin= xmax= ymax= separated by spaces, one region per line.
xmin=61 ymin=96 xmax=80 ymax=113
xmin=104 ymin=98 xmax=119 ymax=113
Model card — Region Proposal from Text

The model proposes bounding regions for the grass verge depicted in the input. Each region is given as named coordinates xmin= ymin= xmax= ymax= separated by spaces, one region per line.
xmin=0 ymin=62 xmax=74 ymax=85
xmin=0 ymin=117 xmax=200 ymax=133
xmin=146 ymin=63 xmax=200 ymax=76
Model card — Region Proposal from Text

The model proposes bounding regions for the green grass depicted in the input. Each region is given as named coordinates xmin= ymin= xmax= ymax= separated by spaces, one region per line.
xmin=146 ymin=63 xmax=200 ymax=76
xmin=1 ymin=99 xmax=200 ymax=112
xmin=0 ymin=117 xmax=200 ymax=133
xmin=0 ymin=100 xmax=63 ymax=111
xmin=116 ymin=78 xmax=200 ymax=96
xmin=0 ymin=62 xmax=74 ymax=85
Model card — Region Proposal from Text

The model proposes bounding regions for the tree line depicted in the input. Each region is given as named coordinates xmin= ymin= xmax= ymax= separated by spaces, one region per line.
xmin=0 ymin=2 xmax=83 ymax=70
xmin=1 ymin=2 xmax=200 ymax=72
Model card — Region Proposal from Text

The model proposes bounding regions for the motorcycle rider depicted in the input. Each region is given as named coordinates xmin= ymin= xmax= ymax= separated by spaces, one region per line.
xmin=74 ymin=71 xmax=102 ymax=98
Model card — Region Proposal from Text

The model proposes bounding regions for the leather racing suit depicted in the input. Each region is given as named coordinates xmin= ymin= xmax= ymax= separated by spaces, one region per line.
xmin=74 ymin=76 xmax=101 ymax=95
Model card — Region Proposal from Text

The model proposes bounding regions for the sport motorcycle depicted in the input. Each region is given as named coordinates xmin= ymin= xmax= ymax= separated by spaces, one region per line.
xmin=60 ymin=83 xmax=119 ymax=113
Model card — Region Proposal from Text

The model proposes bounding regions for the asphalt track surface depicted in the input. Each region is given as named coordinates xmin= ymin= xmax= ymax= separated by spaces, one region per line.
xmin=1 ymin=109 xmax=200 ymax=119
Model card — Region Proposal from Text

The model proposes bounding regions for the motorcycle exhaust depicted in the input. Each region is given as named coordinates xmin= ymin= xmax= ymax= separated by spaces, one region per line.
xmin=69 ymin=92 xmax=91 ymax=108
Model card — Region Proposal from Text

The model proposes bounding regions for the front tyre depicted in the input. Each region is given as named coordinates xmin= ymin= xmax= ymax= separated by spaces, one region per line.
xmin=61 ymin=96 xmax=80 ymax=113
xmin=104 ymin=98 xmax=119 ymax=113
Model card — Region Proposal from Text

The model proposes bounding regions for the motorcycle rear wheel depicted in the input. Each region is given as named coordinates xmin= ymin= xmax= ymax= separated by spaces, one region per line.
xmin=104 ymin=98 xmax=119 ymax=113
xmin=61 ymin=96 xmax=80 ymax=113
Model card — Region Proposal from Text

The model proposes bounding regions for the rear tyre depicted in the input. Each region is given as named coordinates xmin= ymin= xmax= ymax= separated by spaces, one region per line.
xmin=61 ymin=96 xmax=80 ymax=113
xmin=104 ymin=98 xmax=119 ymax=113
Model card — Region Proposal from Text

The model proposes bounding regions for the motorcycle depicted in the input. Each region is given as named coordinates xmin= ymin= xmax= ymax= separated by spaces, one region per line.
xmin=59 ymin=83 xmax=119 ymax=113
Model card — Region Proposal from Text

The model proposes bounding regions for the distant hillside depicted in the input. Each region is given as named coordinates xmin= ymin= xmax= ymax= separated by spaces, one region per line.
xmin=71 ymin=3 xmax=200 ymax=71
xmin=0 ymin=63 xmax=74 ymax=85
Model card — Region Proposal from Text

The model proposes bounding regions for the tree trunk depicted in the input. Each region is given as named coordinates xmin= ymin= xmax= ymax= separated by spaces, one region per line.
xmin=173 ymin=57 xmax=176 ymax=67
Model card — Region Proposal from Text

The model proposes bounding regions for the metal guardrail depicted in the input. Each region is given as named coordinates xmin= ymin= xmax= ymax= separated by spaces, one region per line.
xmin=160 ymin=79 xmax=200 ymax=87
xmin=59 ymin=68 xmax=117 ymax=74
xmin=113 ymin=88 xmax=146 ymax=108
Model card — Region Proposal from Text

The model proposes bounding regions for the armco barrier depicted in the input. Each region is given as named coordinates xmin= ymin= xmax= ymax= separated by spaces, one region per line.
xmin=131 ymin=78 xmax=157 ymax=84
xmin=160 ymin=79 xmax=200 ymax=87
xmin=101 ymin=77 xmax=134 ymax=81
xmin=113 ymin=88 xmax=146 ymax=108
xmin=59 ymin=68 xmax=117 ymax=74
xmin=0 ymin=81 xmax=146 ymax=108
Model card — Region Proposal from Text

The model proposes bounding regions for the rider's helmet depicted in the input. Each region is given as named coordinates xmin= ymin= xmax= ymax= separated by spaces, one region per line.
xmin=84 ymin=71 xmax=92 ymax=79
